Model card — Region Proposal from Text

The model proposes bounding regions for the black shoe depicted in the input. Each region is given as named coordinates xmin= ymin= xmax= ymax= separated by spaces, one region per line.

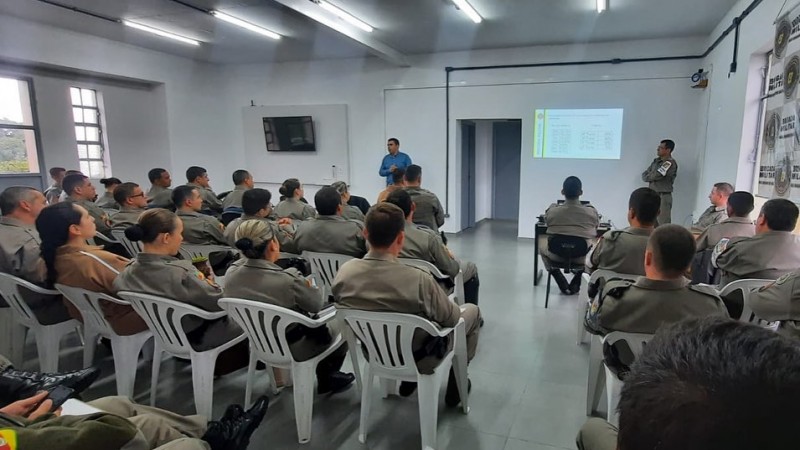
xmin=203 ymin=396 xmax=269 ymax=450
xmin=550 ymin=270 xmax=571 ymax=294
xmin=568 ymin=273 xmax=582 ymax=295
xmin=444 ymin=369 xmax=472 ymax=407
xmin=317 ymin=372 xmax=355 ymax=395
xmin=220 ymin=404 xmax=245 ymax=422
xmin=399 ymin=381 xmax=418 ymax=397
xmin=0 ymin=366 xmax=101 ymax=403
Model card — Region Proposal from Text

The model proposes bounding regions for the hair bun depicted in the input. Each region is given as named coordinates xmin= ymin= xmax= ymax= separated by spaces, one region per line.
xmin=235 ymin=237 xmax=254 ymax=251
xmin=125 ymin=224 xmax=146 ymax=241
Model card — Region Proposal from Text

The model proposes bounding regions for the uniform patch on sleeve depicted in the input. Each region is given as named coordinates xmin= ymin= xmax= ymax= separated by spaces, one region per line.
xmin=657 ymin=161 xmax=672 ymax=176
xmin=711 ymin=238 xmax=730 ymax=268
xmin=0 ymin=430 xmax=17 ymax=450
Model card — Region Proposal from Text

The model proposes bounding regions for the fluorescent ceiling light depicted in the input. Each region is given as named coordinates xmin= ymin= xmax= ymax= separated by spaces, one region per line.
xmin=597 ymin=0 xmax=609 ymax=13
xmin=318 ymin=1 xmax=373 ymax=33
xmin=211 ymin=11 xmax=281 ymax=40
xmin=452 ymin=0 xmax=482 ymax=24
xmin=122 ymin=20 xmax=200 ymax=45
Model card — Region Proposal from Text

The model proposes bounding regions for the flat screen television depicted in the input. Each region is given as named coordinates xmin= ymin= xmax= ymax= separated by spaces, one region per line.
xmin=263 ymin=116 xmax=316 ymax=152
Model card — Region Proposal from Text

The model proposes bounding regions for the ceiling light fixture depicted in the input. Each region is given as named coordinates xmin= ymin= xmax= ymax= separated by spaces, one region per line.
xmin=122 ymin=20 xmax=200 ymax=45
xmin=597 ymin=0 xmax=609 ymax=13
xmin=452 ymin=0 xmax=482 ymax=24
xmin=317 ymin=1 xmax=373 ymax=33
xmin=211 ymin=11 xmax=281 ymax=40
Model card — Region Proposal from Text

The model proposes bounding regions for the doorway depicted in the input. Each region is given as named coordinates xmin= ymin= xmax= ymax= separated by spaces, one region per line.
xmin=492 ymin=120 xmax=522 ymax=221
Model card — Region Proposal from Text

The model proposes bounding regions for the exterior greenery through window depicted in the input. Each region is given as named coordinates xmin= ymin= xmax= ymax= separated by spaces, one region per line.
xmin=71 ymin=87 xmax=108 ymax=178
xmin=0 ymin=77 xmax=41 ymax=174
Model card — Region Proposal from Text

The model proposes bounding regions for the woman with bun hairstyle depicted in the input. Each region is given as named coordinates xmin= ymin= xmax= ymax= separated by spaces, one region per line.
xmin=273 ymin=178 xmax=316 ymax=221
xmin=95 ymin=177 xmax=122 ymax=209
xmin=36 ymin=202 xmax=146 ymax=335
xmin=113 ymin=209 xmax=247 ymax=374
xmin=224 ymin=219 xmax=355 ymax=394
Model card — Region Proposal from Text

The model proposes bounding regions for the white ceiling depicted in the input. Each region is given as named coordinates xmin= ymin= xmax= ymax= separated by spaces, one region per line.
xmin=0 ymin=0 xmax=740 ymax=65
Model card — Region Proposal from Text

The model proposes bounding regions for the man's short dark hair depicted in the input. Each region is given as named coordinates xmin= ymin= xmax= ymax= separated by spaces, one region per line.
xmin=242 ymin=188 xmax=271 ymax=216
xmin=562 ymin=176 xmax=582 ymax=199
xmin=171 ymin=185 xmax=197 ymax=207
xmin=385 ymin=189 xmax=412 ymax=218
xmin=232 ymin=170 xmax=250 ymax=186
xmin=405 ymin=165 xmax=422 ymax=183
xmin=727 ymin=191 xmax=754 ymax=217
xmin=49 ymin=167 xmax=65 ymax=178
xmin=0 ymin=186 xmax=39 ymax=215
xmin=365 ymin=203 xmax=405 ymax=248
xmin=314 ymin=186 xmax=342 ymax=216
xmin=761 ymin=198 xmax=799 ymax=231
xmin=629 ymin=188 xmax=660 ymax=225
xmin=388 ymin=138 xmax=399 ymax=146
xmin=148 ymin=168 xmax=167 ymax=183
xmin=391 ymin=167 xmax=405 ymax=184
xmin=186 ymin=166 xmax=206 ymax=183
xmin=113 ymin=182 xmax=139 ymax=205
xmin=661 ymin=139 xmax=675 ymax=151
xmin=713 ymin=182 xmax=734 ymax=196
xmin=618 ymin=317 xmax=800 ymax=450
xmin=647 ymin=224 xmax=695 ymax=277
xmin=62 ymin=173 xmax=88 ymax=196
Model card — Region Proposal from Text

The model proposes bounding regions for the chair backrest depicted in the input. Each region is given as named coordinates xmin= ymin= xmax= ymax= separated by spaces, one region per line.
xmin=117 ymin=291 xmax=224 ymax=357
xmin=91 ymin=232 xmax=120 ymax=247
xmin=102 ymin=208 xmax=119 ymax=217
xmin=179 ymin=244 xmax=233 ymax=261
xmin=221 ymin=210 xmax=242 ymax=226
xmin=301 ymin=251 xmax=354 ymax=298
xmin=219 ymin=298 xmax=322 ymax=366
xmin=547 ymin=234 xmax=590 ymax=259
xmin=587 ymin=269 xmax=638 ymax=299
xmin=399 ymin=258 xmax=447 ymax=279
xmin=110 ymin=228 xmax=143 ymax=258
xmin=717 ymin=278 xmax=774 ymax=322
xmin=0 ymin=273 xmax=60 ymax=327
xmin=602 ymin=331 xmax=653 ymax=369
xmin=337 ymin=309 xmax=448 ymax=377
xmin=55 ymin=284 xmax=128 ymax=338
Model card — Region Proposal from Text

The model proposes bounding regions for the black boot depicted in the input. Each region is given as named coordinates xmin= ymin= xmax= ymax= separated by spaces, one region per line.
xmin=444 ymin=368 xmax=472 ymax=407
xmin=203 ymin=396 xmax=269 ymax=450
xmin=0 ymin=366 xmax=101 ymax=405
xmin=568 ymin=271 xmax=583 ymax=295
xmin=550 ymin=269 xmax=571 ymax=294
xmin=317 ymin=372 xmax=355 ymax=395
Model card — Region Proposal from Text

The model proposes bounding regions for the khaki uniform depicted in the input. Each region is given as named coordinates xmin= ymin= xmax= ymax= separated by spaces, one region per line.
xmin=55 ymin=245 xmax=147 ymax=336
xmin=0 ymin=217 xmax=70 ymax=324
xmin=540 ymin=199 xmax=600 ymax=268
xmin=405 ymin=186 xmax=445 ymax=230
xmin=176 ymin=210 xmax=228 ymax=246
xmin=294 ymin=215 xmax=367 ymax=258
xmin=74 ymin=198 xmax=112 ymax=236
xmin=274 ymin=198 xmax=316 ymax=221
xmin=224 ymin=215 xmax=297 ymax=253
xmin=376 ymin=185 xmax=402 ymax=204
xmin=95 ymin=192 xmax=119 ymax=210
xmin=113 ymin=253 xmax=241 ymax=351
xmin=332 ymin=251 xmax=481 ymax=373
xmin=695 ymin=216 xmax=755 ymax=251
xmin=341 ymin=204 xmax=365 ymax=222
xmin=691 ymin=205 xmax=727 ymax=232
xmin=749 ymin=270 xmax=800 ymax=339
xmin=588 ymin=227 xmax=651 ymax=276
xmin=147 ymin=185 xmax=173 ymax=209
xmin=712 ymin=230 xmax=800 ymax=286
xmin=111 ymin=207 xmax=145 ymax=229
xmin=576 ymin=418 xmax=618 ymax=450
xmin=585 ymin=276 xmax=727 ymax=335
xmin=641 ymin=156 xmax=677 ymax=224
xmin=221 ymin=185 xmax=248 ymax=210
xmin=187 ymin=183 xmax=222 ymax=213
xmin=400 ymin=222 xmax=478 ymax=282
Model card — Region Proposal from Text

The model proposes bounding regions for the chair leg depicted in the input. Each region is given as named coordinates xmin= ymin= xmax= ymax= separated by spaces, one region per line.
xmin=0 ymin=310 xmax=26 ymax=367
xmin=190 ymin=352 xmax=218 ymax=419
xmin=109 ymin=335 xmax=148 ymax=398
xmin=605 ymin=368 xmax=622 ymax=427
xmin=82 ymin=329 xmax=98 ymax=368
xmin=150 ymin=342 xmax=163 ymax=406
xmin=380 ymin=378 xmax=397 ymax=398
xmin=36 ymin=327 xmax=62 ymax=372
xmin=586 ymin=336 xmax=605 ymax=416
xmin=347 ymin=340 xmax=363 ymax=395
xmin=545 ymin=272 xmax=552 ymax=309
xmin=576 ymin=301 xmax=590 ymax=346
xmin=417 ymin=374 xmax=443 ymax=450
xmin=244 ymin=353 xmax=257 ymax=408
xmin=358 ymin=367 xmax=373 ymax=445
xmin=291 ymin=362 xmax=316 ymax=444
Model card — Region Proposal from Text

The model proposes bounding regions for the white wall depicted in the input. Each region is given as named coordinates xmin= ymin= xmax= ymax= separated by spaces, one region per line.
xmin=474 ymin=120 xmax=493 ymax=222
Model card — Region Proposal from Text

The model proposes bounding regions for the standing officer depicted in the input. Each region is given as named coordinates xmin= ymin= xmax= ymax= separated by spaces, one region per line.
xmin=379 ymin=138 xmax=412 ymax=186
xmin=641 ymin=139 xmax=678 ymax=225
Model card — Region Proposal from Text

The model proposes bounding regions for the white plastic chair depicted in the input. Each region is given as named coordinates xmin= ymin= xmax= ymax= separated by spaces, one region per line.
xmin=338 ymin=309 xmax=469 ymax=450
xmin=116 ymin=291 xmax=246 ymax=418
xmin=111 ymin=228 xmax=143 ymax=258
xmin=399 ymin=258 xmax=466 ymax=306
xmin=577 ymin=270 xmax=639 ymax=345
xmin=179 ymin=244 xmax=235 ymax=261
xmin=0 ymin=273 xmax=80 ymax=372
xmin=586 ymin=334 xmax=605 ymax=417
xmin=716 ymin=278 xmax=774 ymax=322
xmin=301 ymin=251 xmax=354 ymax=301
xmin=90 ymin=232 xmax=120 ymax=247
xmin=55 ymin=284 xmax=153 ymax=398
xmin=219 ymin=298 xmax=356 ymax=444
xmin=601 ymin=332 xmax=652 ymax=427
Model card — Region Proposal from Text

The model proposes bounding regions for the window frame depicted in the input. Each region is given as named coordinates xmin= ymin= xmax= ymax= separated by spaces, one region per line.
xmin=70 ymin=86 xmax=111 ymax=178
xmin=0 ymin=72 xmax=46 ymax=179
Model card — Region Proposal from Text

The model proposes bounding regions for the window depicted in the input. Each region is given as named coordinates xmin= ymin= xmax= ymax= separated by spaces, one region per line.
xmin=70 ymin=87 xmax=109 ymax=178
xmin=0 ymin=76 xmax=41 ymax=174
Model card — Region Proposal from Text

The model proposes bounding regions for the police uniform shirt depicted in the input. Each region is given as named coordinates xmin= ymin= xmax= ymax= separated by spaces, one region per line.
xmin=405 ymin=187 xmax=445 ymax=230
xmin=222 ymin=185 xmax=248 ymax=210
xmin=695 ymin=216 xmax=755 ymax=251
xmin=0 ymin=217 xmax=46 ymax=284
xmin=712 ymin=230 xmax=800 ymax=286
xmin=74 ymin=198 xmax=112 ymax=236
xmin=749 ymin=270 xmax=800 ymax=339
xmin=544 ymin=199 xmax=600 ymax=239
xmin=176 ymin=210 xmax=228 ymax=246
xmin=400 ymin=221 xmax=460 ymax=278
xmin=641 ymin=157 xmax=678 ymax=192
xmin=585 ymin=276 xmax=728 ymax=335
xmin=94 ymin=192 xmax=119 ymax=210
xmin=341 ymin=204 xmax=365 ymax=222
xmin=588 ymin=227 xmax=652 ymax=276
xmin=274 ymin=198 xmax=316 ymax=221
xmin=110 ymin=207 xmax=144 ymax=229
xmin=187 ymin=182 xmax=223 ymax=213
xmin=147 ymin=185 xmax=173 ymax=209
xmin=691 ymin=205 xmax=728 ymax=232
xmin=224 ymin=215 xmax=297 ymax=254
xmin=294 ymin=215 xmax=367 ymax=258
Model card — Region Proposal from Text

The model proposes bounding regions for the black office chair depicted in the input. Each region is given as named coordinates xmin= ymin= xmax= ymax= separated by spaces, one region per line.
xmin=221 ymin=208 xmax=243 ymax=226
xmin=545 ymin=234 xmax=590 ymax=308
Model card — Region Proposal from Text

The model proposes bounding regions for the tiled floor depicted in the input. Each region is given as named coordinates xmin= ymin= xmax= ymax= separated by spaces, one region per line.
xmin=17 ymin=220 xmax=595 ymax=449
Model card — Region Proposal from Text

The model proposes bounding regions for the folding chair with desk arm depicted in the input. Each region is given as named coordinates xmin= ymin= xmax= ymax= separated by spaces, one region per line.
xmin=399 ymin=258 xmax=465 ymax=306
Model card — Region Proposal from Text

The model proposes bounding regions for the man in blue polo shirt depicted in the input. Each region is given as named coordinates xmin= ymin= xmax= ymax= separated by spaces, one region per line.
xmin=379 ymin=138 xmax=412 ymax=186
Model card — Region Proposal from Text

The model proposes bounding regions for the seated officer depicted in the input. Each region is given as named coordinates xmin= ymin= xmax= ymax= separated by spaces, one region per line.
xmin=173 ymin=186 xmax=228 ymax=246
xmin=63 ymin=173 xmax=112 ymax=236
xmin=186 ymin=166 xmax=223 ymax=214
xmin=690 ymin=182 xmax=733 ymax=233
xmin=404 ymin=164 xmax=445 ymax=230
xmin=146 ymin=168 xmax=173 ymax=209
xmin=294 ymin=186 xmax=367 ymax=258
xmin=221 ymin=169 xmax=253 ymax=211
xmin=695 ymin=191 xmax=755 ymax=251
xmin=331 ymin=181 xmax=365 ymax=222
xmin=588 ymin=187 xmax=659 ymax=276
xmin=110 ymin=182 xmax=148 ymax=229
xmin=748 ymin=269 xmax=800 ymax=339
xmin=332 ymin=203 xmax=481 ymax=406
xmin=385 ymin=189 xmax=481 ymax=305
xmin=224 ymin=188 xmax=296 ymax=253
xmin=540 ymin=176 xmax=600 ymax=294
